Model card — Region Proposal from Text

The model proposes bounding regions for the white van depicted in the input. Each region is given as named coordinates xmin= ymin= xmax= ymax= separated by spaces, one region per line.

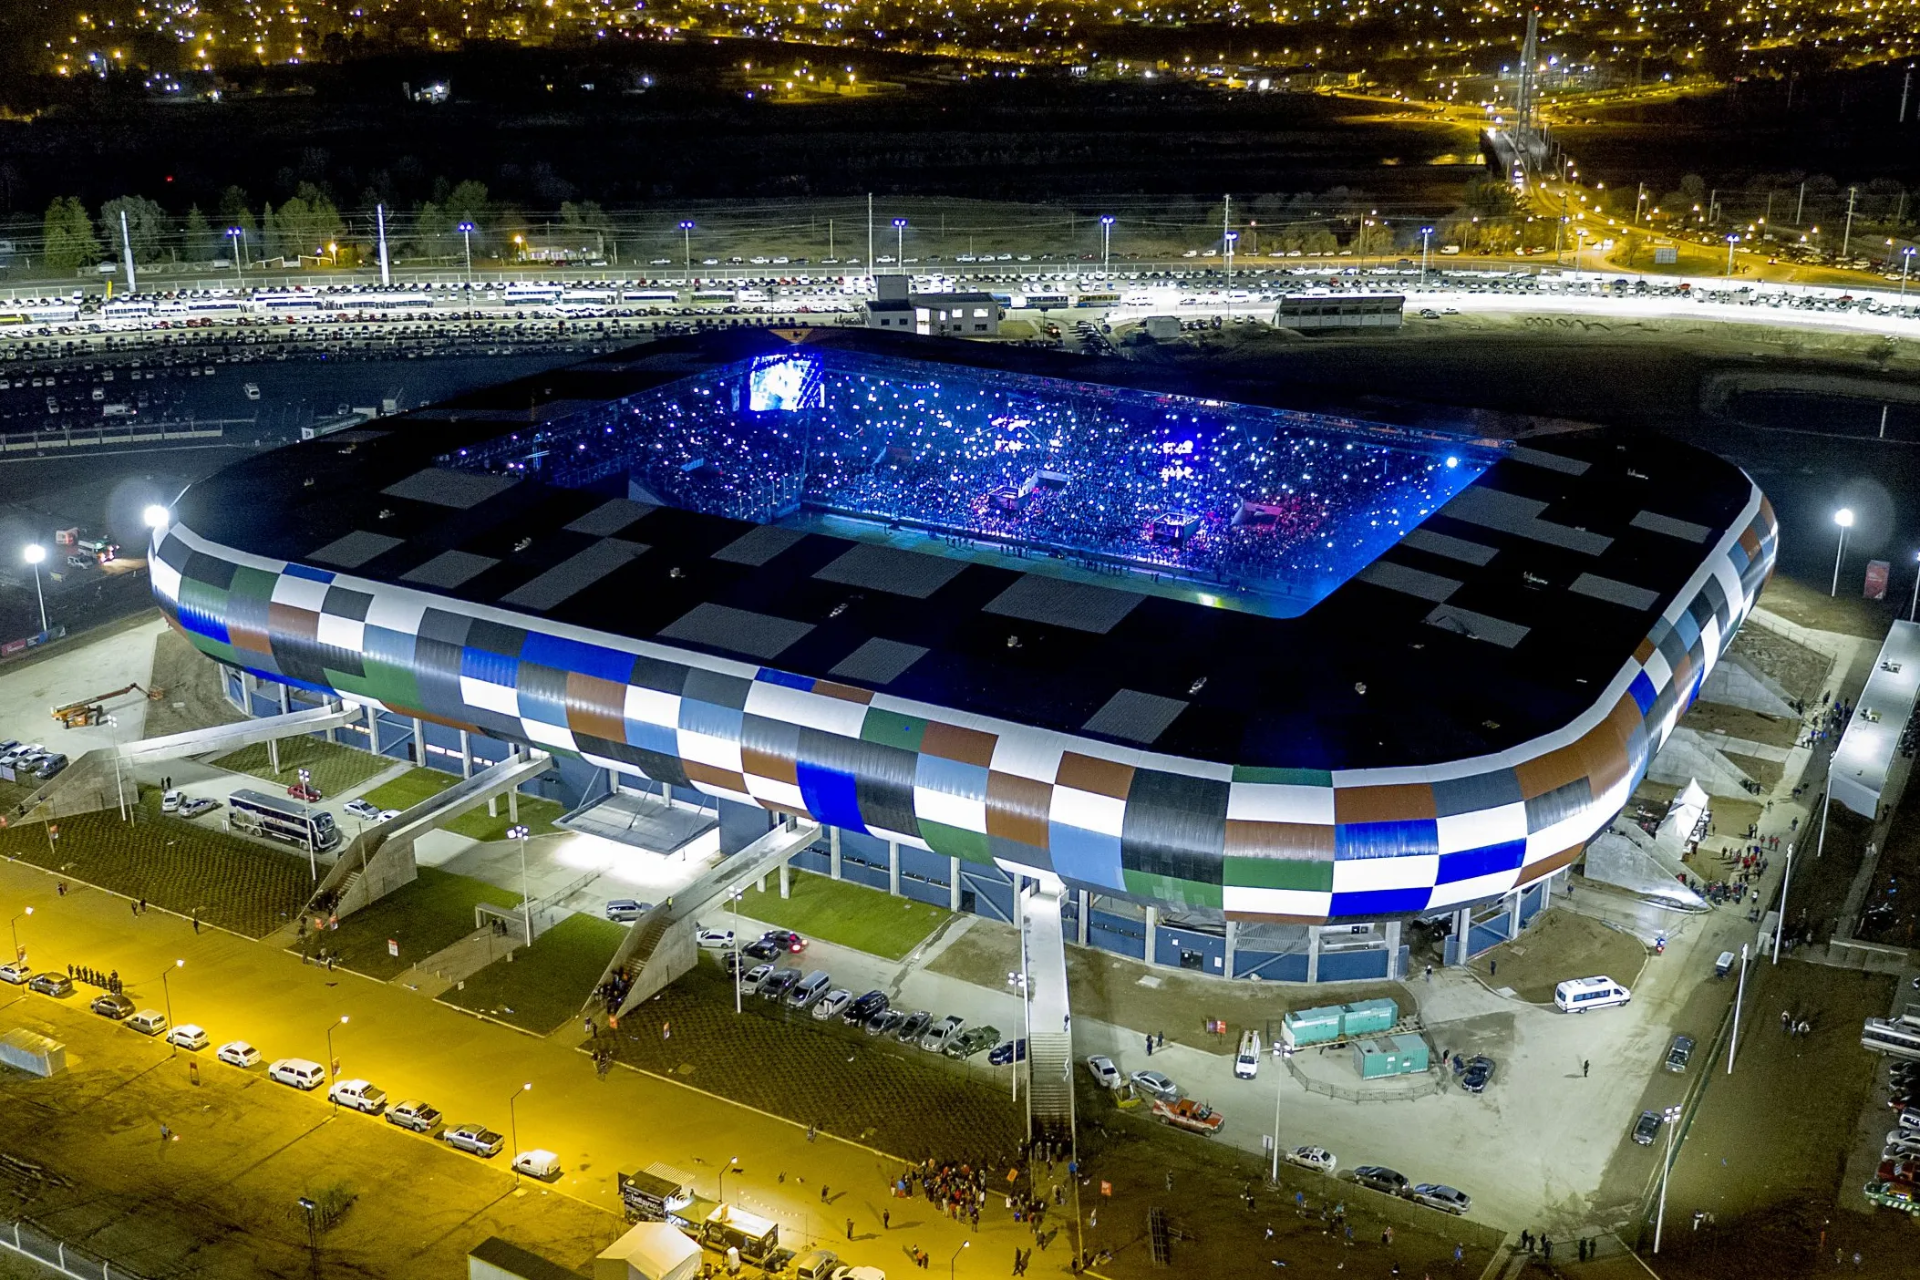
xmin=792 ymin=1248 xmax=840 ymax=1280
xmin=269 ymin=1058 xmax=327 ymax=1090
xmin=788 ymin=971 xmax=832 ymax=1009
xmin=1234 ymin=1029 xmax=1262 ymax=1079
xmin=1554 ymin=976 xmax=1632 ymax=1013
xmin=127 ymin=1010 xmax=170 ymax=1036
xmin=512 ymin=1149 xmax=562 ymax=1179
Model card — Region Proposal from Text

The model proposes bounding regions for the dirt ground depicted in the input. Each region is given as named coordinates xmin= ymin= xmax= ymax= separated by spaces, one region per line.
xmin=1728 ymin=626 xmax=1833 ymax=707
xmin=929 ymin=917 xmax=1411 ymax=1050
xmin=1465 ymin=909 xmax=1650 ymax=1004
xmin=1724 ymin=752 xmax=1786 ymax=792
xmin=1751 ymin=575 xmax=1895 ymax=644
xmin=143 ymin=627 xmax=244 ymax=739
xmin=1686 ymin=702 xmax=1802 ymax=751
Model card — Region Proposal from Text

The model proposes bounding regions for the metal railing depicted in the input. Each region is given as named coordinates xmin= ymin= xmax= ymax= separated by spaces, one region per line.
xmin=0 ymin=1217 xmax=148 ymax=1280
xmin=1282 ymin=1054 xmax=1446 ymax=1104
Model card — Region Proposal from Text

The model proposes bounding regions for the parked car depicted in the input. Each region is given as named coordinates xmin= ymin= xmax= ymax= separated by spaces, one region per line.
xmin=695 ymin=928 xmax=735 ymax=950
xmin=216 ymin=1041 xmax=261 ymax=1068
xmin=512 ymin=1149 xmax=562 ymax=1179
xmin=1285 ymin=1146 xmax=1338 ymax=1175
xmin=743 ymin=963 xmax=776 ymax=990
xmin=27 ymin=972 xmax=72 ymax=998
xmin=1460 ymin=1055 xmax=1495 ymax=1094
xmin=605 ymin=899 xmax=651 ymax=922
xmin=1129 ymin=1070 xmax=1180 ymax=1103
xmin=1877 ymin=1159 xmax=1920 ymax=1185
xmin=166 ymin=1024 xmax=210 ymax=1051
xmin=1408 ymin=1184 xmax=1471 ymax=1215
xmin=758 ymin=970 xmax=801 ymax=1002
xmin=1632 ymin=1110 xmax=1662 ymax=1145
xmin=343 ymin=798 xmax=383 ymax=821
xmin=442 ymin=1123 xmax=506 ymax=1158
xmin=895 ymin=1011 xmax=932 ymax=1044
xmin=920 ymin=1016 xmax=965 ymax=1053
xmin=1665 ymin=1035 xmax=1696 ymax=1073
xmin=287 ymin=782 xmax=323 ymax=802
xmin=180 ymin=797 xmax=219 ymax=818
xmin=1085 ymin=1056 xmax=1121 ymax=1089
xmin=1352 ymin=1166 xmax=1408 ymax=1195
xmin=161 ymin=788 xmax=184 ymax=813
xmin=0 ymin=962 xmax=29 ymax=985
xmin=328 ymin=1079 xmax=388 ymax=1114
xmin=90 ymin=992 xmax=135 ymax=1020
xmin=127 ymin=1009 xmax=169 ymax=1036
xmin=268 ymin=1058 xmax=327 ymax=1091
xmin=947 ymin=1026 xmax=1000 ymax=1059
xmin=988 ymin=1039 xmax=1028 ymax=1067
xmin=387 ymin=1099 xmax=442 ymax=1133
xmin=745 ymin=929 xmax=807 ymax=960
xmin=866 ymin=1009 xmax=906 ymax=1037
xmin=813 ymin=989 xmax=854 ymax=1021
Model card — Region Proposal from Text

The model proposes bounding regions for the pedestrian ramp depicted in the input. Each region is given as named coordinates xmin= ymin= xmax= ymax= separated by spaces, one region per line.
xmin=1021 ymin=881 xmax=1076 ymax=1147
xmin=601 ymin=818 xmax=821 ymax=1019
xmin=115 ymin=702 xmax=360 ymax=766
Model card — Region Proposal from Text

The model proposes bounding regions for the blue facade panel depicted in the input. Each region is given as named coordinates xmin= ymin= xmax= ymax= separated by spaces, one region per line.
xmin=1155 ymin=926 xmax=1227 ymax=975
xmin=1316 ymin=948 xmax=1391 ymax=983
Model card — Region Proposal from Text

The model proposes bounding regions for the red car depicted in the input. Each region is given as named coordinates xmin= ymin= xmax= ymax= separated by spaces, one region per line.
xmin=287 ymin=783 xmax=323 ymax=802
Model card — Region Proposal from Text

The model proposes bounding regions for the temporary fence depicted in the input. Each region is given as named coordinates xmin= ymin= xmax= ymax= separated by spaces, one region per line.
xmin=0 ymin=1216 xmax=149 ymax=1280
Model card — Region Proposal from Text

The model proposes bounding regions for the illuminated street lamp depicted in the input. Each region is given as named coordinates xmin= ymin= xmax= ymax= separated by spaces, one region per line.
xmin=1652 ymin=1104 xmax=1684 ymax=1252
xmin=9 ymin=907 xmax=31 ymax=962
xmin=1901 ymin=246 xmax=1916 ymax=298
xmin=678 ymin=220 xmax=695 ymax=280
xmin=1724 ymin=233 xmax=1739 ymax=277
xmin=950 ymin=1241 xmax=969 ymax=1280
xmin=509 ymin=825 xmax=531 ymax=947
xmin=457 ymin=222 xmax=475 ymax=281
xmin=892 ymin=218 xmax=908 ymax=274
xmin=160 ymin=958 xmax=183 ymax=1055
xmin=1910 ymin=550 xmax=1919 ymax=622
xmin=1099 ymin=215 xmax=1115 ymax=273
xmin=507 ymin=1082 xmax=531 ymax=1176
xmin=225 ymin=227 xmax=246 ymax=283
xmin=716 ymin=1154 xmax=739 ymax=1202
xmin=325 ymin=1015 xmax=348 ymax=1081
xmin=1224 ymin=231 xmax=1238 ymax=320
xmin=21 ymin=544 xmax=47 ymax=633
xmin=1831 ymin=508 xmax=1854 ymax=597
xmin=297 ymin=767 xmax=316 ymax=880
xmin=1419 ymin=225 xmax=1434 ymax=282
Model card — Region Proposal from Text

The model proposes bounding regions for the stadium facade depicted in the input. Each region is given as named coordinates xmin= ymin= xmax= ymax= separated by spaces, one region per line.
xmin=150 ymin=330 xmax=1775 ymax=983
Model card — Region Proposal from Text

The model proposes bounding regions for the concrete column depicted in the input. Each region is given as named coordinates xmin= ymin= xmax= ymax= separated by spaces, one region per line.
xmin=1383 ymin=920 xmax=1402 ymax=978
xmin=267 ymin=734 xmax=280 ymax=774
xmin=780 ymin=860 xmax=792 ymax=899
xmin=1144 ymin=905 xmax=1159 ymax=966
xmin=829 ymin=827 xmax=842 ymax=880
xmin=508 ymin=784 xmax=520 ymax=825
xmin=1306 ymin=927 xmax=1322 ymax=984
xmin=607 ymin=767 xmax=620 ymax=798
xmin=1077 ymin=889 xmax=1090 ymax=946
xmin=410 ymin=717 xmax=425 ymax=766
xmin=1449 ymin=906 xmax=1472 ymax=966
xmin=460 ymin=730 xmax=474 ymax=779
xmin=948 ymin=856 xmax=962 ymax=912
xmin=279 ymin=684 xmax=292 ymax=716
xmin=1507 ymin=888 xmax=1523 ymax=940
xmin=887 ymin=841 xmax=900 ymax=896
xmin=1224 ymin=919 xmax=1237 ymax=979
xmin=365 ymin=701 xmax=377 ymax=752
xmin=239 ymin=669 xmax=256 ymax=712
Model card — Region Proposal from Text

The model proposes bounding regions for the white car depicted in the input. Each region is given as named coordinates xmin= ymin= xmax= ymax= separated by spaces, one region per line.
xmin=1085 ymin=1055 xmax=1121 ymax=1089
xmin=343 ymin=798 xmax=383 ymax=821
xmin=1130 ymin=1070 xmax=1180 ymax=1102
xmin=166 ymin=1023 xmax=210 ymax=1052
xmin=161 ymin=788 xmax=184 ymax=813
xmin=387 ymin=1099 xmax=442 ymax=1133
xmin=1408 ymin=1184 xmax=1471 ymax=1215
xmin=216 ymin=1040 xmax=261 ymax=1068
xmin=268 ymin=1058 xmax=326 ymax=1090
xmin=695 ymin=928 xmax=735 ymax=950
xmin=327 ymin=1078 xmax=388 ymax=1114
xmin=0 ymin=962 xmax=30 ymax=985
xmin=812 ymin=988 xmax=854 ymax=1021
xmin=743 ymin=963 xmax=775 ymax=989
xmin=379 ymin=809 xmax=402 ymax=821
xmin=512 ymin=1149 xmax=561 ymax=1179
xmin=1285 ymin=1146 xmax=1338 ymax=1175
xmin=180 ymin=797 xmax=219 ymax=818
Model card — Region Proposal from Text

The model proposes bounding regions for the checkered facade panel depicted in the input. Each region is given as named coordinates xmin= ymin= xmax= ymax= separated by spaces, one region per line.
xmin=150 ymin=491 xmax=1775 ymax=923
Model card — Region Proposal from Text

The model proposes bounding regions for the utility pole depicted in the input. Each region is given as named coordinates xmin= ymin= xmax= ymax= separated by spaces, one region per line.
xmin=376 ymin=204 xmax=391 ymax=286
xmin=867 ymin=193 xmax=874 ymax=280
xmin=1772 ymin=841 xmax=1794 ymax=963
xmin=1795 ymin=181 xmax=1806 ymax=226
xmin=119 ymin=210 xmax=137 ymax=295
xmin=1842 ymin=186 xmax=1858 ymax=257
xmin=1902 ymin=65 xmax=1913 ymax=123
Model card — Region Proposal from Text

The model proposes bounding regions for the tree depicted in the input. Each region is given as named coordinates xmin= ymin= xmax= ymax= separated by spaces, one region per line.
xmin=42 ymin=197 xmax=102 ymax=272
xmin=278 ymin=183 xmax=344 ymax=260
xmin=98 ymin=195 xmax=170 ymax=264
xmin=216 ymin=186 xmax=258 ymax=257
xmin=183 ymin=206 xmax=214 ymax=262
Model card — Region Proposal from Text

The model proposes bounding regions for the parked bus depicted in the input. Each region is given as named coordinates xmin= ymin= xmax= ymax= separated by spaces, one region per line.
xmin=228 ymin=788 xmax=339 ymax=852
xmin=346 ymin=292 xmax=435 ymax=311
xmin=503 ymin=283 xmax=564 ymax=304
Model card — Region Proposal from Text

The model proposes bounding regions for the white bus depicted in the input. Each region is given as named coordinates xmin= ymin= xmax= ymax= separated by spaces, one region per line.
xmin=257 ymin=291 xmax=326 ymax=314
xmin=623 ymin=289 xmax=679 ymax=304
xmin=229 ymin=788 xmax=339 ymax=852
xmin=348 ymin=291 xmax=435 ymax=311
xmin=1863 ymin=1018 xmax=1920 ymax=1062
xmin=504 ymin=283 xmax=564 ymax=304
xmin=1554 ymin=976 xmax=1632 ymax=1013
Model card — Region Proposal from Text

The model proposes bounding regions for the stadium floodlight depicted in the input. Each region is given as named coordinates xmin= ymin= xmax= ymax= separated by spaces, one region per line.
xmin=1419 ymin=226 xmax=1434 ymax=282
xmin=509 ymin=823 xmax=533 ymax=945
xmin=892 ymin=218 xmax=908 ymax=274
xmin=1724 ymin=233 xmax=1739 ymax=278
xmin=21 ymin=544 xmax=47 ymax=633
xmin=1902 ymin=246 xmax=1916 ymax=298
xmin=1100 ymin=215 xmax=1115 ymax=273
xmin=144 ymin=504 xmax=170 ymax=530
xmin=224 ymin=226 xmax=246 ymax=283
xmin=457 ymin=222 xmax=476 ymax=281
xmin=678 ymin=220 xmax=695 ymax=280
xmin=1830 ymin=507 xmax=1854 ymax=597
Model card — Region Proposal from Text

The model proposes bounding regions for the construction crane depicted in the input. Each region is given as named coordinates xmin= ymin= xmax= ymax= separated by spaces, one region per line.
xmin=50 ymin=683 xmax=164 ymax=729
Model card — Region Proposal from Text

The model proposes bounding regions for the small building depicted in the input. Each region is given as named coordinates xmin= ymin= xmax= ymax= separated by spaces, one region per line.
xmin=1352 ymin=1033 xmax=1430 ymax=1079
xmin=863 ymin=274 xmax=1000 ymax=337
xmin=1274 ymin=294 xmax=1404 ymax=332
xmin=595 ymin=1223 xmax=702 ymax=1280
xmin=468 ymin=1237 xmax=580 ymax=1280
xmin=0 ymin=1028 xmax=66 ymax=1078
xmin=1142 ymin=315 xmax=1183 ymax=340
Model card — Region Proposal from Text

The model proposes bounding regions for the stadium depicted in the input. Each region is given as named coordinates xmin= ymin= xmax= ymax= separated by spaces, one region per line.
xmin=147 ymin=328 xmax=1775 ymax=986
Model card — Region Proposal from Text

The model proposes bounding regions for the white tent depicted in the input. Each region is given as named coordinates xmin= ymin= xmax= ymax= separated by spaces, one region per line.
xmin=595 ymin=1223 xmax=702 ymax=1280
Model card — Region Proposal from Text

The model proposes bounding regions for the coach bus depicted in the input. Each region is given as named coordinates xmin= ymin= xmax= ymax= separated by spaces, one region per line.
xmin=346 ymin=291 xmax=436 ymax=312
xmin=257 ymin=291 xmax=325 ymax=314
xmin=622 ymin=289 xmax=680 ymax=304
xmin=228 ymin=788 xmax=339 ymax=852
xmin=503 ymin=283 xmax=564 ymax=305
xmin=690 ymin=290 xmax=734 ymax=305
xmin=1074 ymin=291 xmax=1122 ymax=308
xmin=1863 ymin=1017 xmax=1920 ymax=1062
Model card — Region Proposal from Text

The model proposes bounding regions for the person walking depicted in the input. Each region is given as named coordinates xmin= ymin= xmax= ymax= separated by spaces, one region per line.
xmin=846 ymin=1218 xmax=854 ymax=1240
xmin=1582 ymin=1059 xmax=1590 ymax=1078
xmin=822 ymin=1186 xmax=830 ymax=1202
xmin=883 ymin=1209 xmax=891 ymax=1230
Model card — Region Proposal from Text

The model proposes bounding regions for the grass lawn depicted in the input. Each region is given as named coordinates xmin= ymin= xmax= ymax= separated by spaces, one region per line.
xmin=294 ymin=866 xmax=522 ymax=979
xmin=439 ymin=913 xmax=625 ymax=1034
xmin=737 ymin=870 xmax=949 ymax=961
xmin=0 ymin=792 xmax=313 ymax=937
xmin=359 ymin=767 xmax=567 ymax=839
xmin=210 ymin=736 xmax=395 ymax=798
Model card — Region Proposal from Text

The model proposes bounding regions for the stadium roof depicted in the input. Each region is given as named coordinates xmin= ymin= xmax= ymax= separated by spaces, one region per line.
xmin=1829 ymin=619 xmax=1919 ymax=820
xmin=163 ymin=328 xmax=1766 ymax=775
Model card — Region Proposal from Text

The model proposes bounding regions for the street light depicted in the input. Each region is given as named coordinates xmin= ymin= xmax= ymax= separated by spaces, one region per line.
xmin=1830 ymin=507 xmax=1855 ymax=597
xmin=298 ymin=767 xmax=317 ymax=881
xmin=1099 ymin=215 xmax=1114 ymax=273
xmin=508 ymin=1082 xmax=531 ymax=1172
xmin=1911 ymin=550 xmax=1919 ymax=623
xmin=1724 ymin=233 xmax=1739 ymax=277
xmin=225 ymin=227 xmax=246 ymax=284
xmin=325 ymin=1015 xmax=348 ymax=1080
xmin=1224 ymin=231 xmax=1238 ymax=320
xmin=508 ymin=825 xmax=531 ymax=947
xmin=160 ymin=958 xmax=183 ymax=1054
xmin=678 ymin=220 xmax=695 ymax=280
xmin=717 ymin=1154 xmax=739 ymax=1202
xmin=1652 ymin=1103 xmax=1684 ymax=1252
xmin=892 ymin=218 xmax=907 ymax=273
xmin=457 ymin=222 xmax=475 ymax=281
xmin=950 ymin=1241 xmax=969 ymax=1280
xmin=1419 ymin=225 xmax=1434 ymax=282
xmin=8 ymin=907 xmax=31 ymax=962
xmin=1901 ymin=246 xmax=1916 ymax=298
xmin=143 ymin=504 xmax=170 ymax=533
xmin=21 ymin=545 xmax=47 ymax=634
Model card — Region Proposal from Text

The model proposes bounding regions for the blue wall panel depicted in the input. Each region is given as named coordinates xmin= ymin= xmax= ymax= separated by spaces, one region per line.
xmin=1155 ymin=926 xmax=1227 ymax=975
xmin=1316 ymin=948 xmax=1391 ymax=983
xmin=719 ymin=798 xmax=774 ymax=855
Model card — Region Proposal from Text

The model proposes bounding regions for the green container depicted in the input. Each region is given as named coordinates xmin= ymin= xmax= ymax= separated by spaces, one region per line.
xmin=1389 ymin=1033 xmax=1430 ymax=1072
xmin=1352 ymin=1038 xmax=1396 ymax=1079
xmin=1340 ymin=998 xmax=1398 ymax=1038
xmin=1281 ymin=1005 xmax=1345 ymax=1047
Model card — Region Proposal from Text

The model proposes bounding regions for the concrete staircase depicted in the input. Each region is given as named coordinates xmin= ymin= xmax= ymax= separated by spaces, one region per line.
xmin=1021 ymin=882 xmax=1075 ymax=1146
